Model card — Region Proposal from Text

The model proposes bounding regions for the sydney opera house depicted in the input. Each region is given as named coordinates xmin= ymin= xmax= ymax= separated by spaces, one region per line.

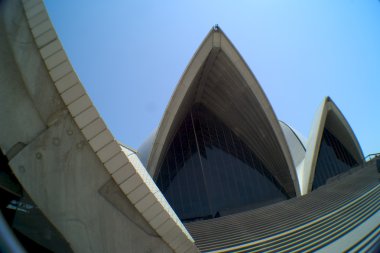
xmin=0 ymin=0 xmax=379 ymax=252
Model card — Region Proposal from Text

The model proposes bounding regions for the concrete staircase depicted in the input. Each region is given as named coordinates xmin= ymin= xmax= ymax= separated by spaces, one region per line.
xmin=185 ymin=161 xmax=380 ymax=252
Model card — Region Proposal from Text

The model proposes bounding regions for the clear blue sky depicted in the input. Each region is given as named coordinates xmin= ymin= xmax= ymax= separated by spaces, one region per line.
xmin=44 ymin=1 xmax=380 ymax=156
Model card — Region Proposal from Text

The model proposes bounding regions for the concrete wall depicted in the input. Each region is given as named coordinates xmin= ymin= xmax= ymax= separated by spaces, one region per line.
xmin=0 ymin=1 xmax=175 ymax=252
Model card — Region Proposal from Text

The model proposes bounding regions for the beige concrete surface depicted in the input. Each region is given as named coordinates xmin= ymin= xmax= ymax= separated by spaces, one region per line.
xmin=0 ymin=0 xmax=198 ymax=252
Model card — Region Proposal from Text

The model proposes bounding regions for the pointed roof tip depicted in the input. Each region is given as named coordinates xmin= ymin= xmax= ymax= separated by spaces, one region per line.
xmin=322 ymin=96 xmax=334 ymax=108
xmin=301 ymin=93 xmax=364 ymax=194
xmin=147 ymin=25 xmax=300 ymax=196
xmin=324 ymin=96 xmax=341 ymax=111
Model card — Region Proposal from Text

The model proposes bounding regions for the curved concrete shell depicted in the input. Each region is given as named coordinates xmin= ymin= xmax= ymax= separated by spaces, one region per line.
xmin=137 ymin=130 xmax=156 ymax=168
xmin=0 ymin=0 xmax=197 ymax=252
xmin=279 ymin=121 xmax=306 ymax=182
xmin=147 ymin=28 xmax=300 ymax=197
xmin=301 ymin=97 xmax=364 ymax=194
xmin=1 ymin=1 xmax=379 ymax=251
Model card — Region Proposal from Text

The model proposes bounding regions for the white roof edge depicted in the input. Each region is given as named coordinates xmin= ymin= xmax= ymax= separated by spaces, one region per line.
xmin=301 ymin=96 xmax=364 ymax=195
xmin=148 ymin=28 xmax=300 ymax=196
xmin=147 ymin=28 xmax=215 ymax=176
xmin=21 ymin=1 xmax=198 ymax=252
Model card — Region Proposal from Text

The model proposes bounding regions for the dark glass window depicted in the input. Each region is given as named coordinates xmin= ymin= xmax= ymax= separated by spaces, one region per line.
xmin=0 ymin=150 xmax=73 ymax=252
xmin=312 ymin=128 xmax=359 ymax=190
xmin=156 ymin=104 xmax=289 ymax=222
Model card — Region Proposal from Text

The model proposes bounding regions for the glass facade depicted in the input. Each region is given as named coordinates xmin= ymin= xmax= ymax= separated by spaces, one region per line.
xmin=0 ymin=150 xmax=73 ymax=252
xmin=312 ymin=128 xmax=359 ymax=190
xmin=156 ymin=104 xmax=289 ymax=222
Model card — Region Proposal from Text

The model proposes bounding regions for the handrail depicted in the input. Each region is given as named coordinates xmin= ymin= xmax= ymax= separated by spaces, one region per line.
xmin=365 ymin=153 xmax=380 ymax=162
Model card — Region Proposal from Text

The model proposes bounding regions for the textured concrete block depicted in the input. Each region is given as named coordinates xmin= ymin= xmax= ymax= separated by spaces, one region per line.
xmin=50 ymin=61 xmax=72 ymax=81
xmin=153 ymin=192 xmax=169 ymax=210
xmin=25 ymin=2 xmax=44 ymax=19
xmin=82 ymin=118 xmax=106 ymax=140
xmin=128 ymin=154 xmax=154 ymax=185
xmin=104 ymin=152 xmax=129 ymax=174
xmin=120 ymin=174 xmax=143 ymax=195
xmin=128 ymin=152 xmax=144 ymax=165
xmin=128 ymin=155 xmax=144 ymax=170
xmin=40 ymin=40 xmax=62 ymax=59
xmin=166 ymin=208 xmax=183 ymax=228
xmin=28 ymin=10 xmax=48 ymax=28
xmin=74 ymin=107 xmax=98 ymax=129
xmin=171 ymin=234 xmax=187 ymax=251
xmin=96 ymin=141 xmax=121 ymax=163
xmin=121 ymin=145 xmax=135 ymax=156
xmin=112 ymin=163 xmax=135 ymax=184
xmin=88 ymin=129 xmax=113 ymax=152
xmin=31 ymin=19 xmax=52 ymax=37
xmin=122 ymin=157 xmax=157 ymax=194
xmin=135 ymin=193 xmax=156 ymax=213
xmin=154 ymin=191 xmax=173 ymax=213
xmin=45 ymin=50 xmax=67 ymax=70
xmin=61 ymin=83 xmax=85 ymax=105
xmin=177 ymin=241 xmax=194 ymax=253
xmin=127 ymin=184 xmax=150 ymax=204
xmin=164 ymin=226 xmax=182 ymax=246
xmin=55 ymin=72 xmax=79 ymax=93
xmin=164 ymin=226 xmax=180 ymax=243
xmin=142 ymin=177 xmax=159 ymax=196
xmin=142 ymin=202 xmax=163 ymax=222
xmin=35 ymin=29 xmax=57 ymax=48
xmin=67 ymin=95 xmax=91 ymax=116
xmin=149 ymin=211 xmax=170 ymax=229
xmin=156 ymin=219 xmax=176 ymax=236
